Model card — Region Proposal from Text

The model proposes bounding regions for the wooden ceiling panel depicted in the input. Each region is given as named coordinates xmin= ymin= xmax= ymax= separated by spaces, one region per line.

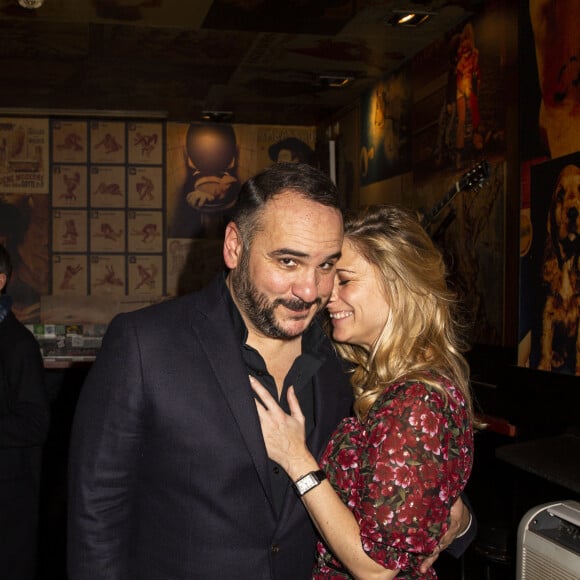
xmin=0 ymin=0 xmax=484 ymax=125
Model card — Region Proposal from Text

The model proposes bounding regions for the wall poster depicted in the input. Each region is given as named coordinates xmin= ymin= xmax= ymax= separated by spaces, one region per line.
xmin=359 ymin=69 xmax=412 ymax=186
xmin=0 ymin=118 xmax=49 ymax=193
xmin=408 ymin=0 xmax=513 ymax=346
xmin=1 ymin=115 xmax=317 ymax=362
xmin=518 ymin=0 xmax=580 ymax=375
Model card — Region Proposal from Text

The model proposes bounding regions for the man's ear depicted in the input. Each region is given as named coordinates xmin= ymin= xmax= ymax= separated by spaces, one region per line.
xmin=223 ymin=222 xmax=243 ymax=269
xmin=0 ymin=273 xmax=6 ymax=293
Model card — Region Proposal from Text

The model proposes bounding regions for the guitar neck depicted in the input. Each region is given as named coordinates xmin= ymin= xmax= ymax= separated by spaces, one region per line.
xmin=421 ymin=160 xmax=489 ymax=228
xmin=421 ymin=182 xmax=460 ymax=227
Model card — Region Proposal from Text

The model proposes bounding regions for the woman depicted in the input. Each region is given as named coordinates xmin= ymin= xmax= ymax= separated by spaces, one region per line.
xmin=251 ymin=204 xmax=474 ymax=579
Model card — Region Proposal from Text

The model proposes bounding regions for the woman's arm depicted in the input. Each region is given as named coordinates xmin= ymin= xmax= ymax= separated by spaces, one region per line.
xmin=250 ymin=377 xmax=398 ymax=580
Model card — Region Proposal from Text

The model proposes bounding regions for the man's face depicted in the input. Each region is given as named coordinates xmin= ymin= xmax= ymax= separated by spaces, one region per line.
xmin=225 ymin=191 xmax=343 ymax=340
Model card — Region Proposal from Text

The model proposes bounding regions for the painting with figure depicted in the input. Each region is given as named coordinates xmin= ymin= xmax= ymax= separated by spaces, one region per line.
xmin=408 ymin=2 xmax=513 ymax=346
xmin=53 ymin=254 xmax=87 ymax=296
xmin=519 ymin=153 xmax=580 ymax=375
xmin=526 ymin=0 xmax=580 ymax=161
xmin=128 ymin=122 xmax=163 ymax=166
xmin=411 ymin=8 xmax=508 ymax=177
xmin=359 ymin=69 xmax=412 ymax=186
xmin=166 ymin=122 xmax=241 ymax=240
xmin=518 ymin=1 xmax=580 ymax=370
xmin=0 ymin=193 xmax=49 ymax=323
xmin=257 ymin=125 xmax=316 ymax=170
xmin=90 ymin=254 xmax=126 ymax=296
xmin=53 ymin=165 xmax=88 ymax=208
xmin=52 ymin=120 xmax=87 ymax=164
xmin=90 ymin=121 xmax=125 ymax=165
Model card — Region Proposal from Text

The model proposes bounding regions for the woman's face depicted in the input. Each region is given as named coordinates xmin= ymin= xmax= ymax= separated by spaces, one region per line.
xmin=327 ymin=239 xmax=389 ymax=350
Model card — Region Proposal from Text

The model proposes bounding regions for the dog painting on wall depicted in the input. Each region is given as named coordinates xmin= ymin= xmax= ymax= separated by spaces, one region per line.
xmin=539 ymin=163 xmax=580 ymax=373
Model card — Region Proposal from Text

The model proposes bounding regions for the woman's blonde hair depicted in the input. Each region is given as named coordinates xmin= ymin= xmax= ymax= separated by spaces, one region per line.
xmin=333 ymin=204 xmax=473 ymax=422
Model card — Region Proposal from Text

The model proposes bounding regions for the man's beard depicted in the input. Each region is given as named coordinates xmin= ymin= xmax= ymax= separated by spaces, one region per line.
xmin=230 ymin=253 xmax=323 ymax=340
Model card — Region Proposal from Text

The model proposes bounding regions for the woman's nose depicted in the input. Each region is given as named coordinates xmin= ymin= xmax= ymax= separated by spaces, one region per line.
xmin=328 ymin=277 xmax=339 ymax=302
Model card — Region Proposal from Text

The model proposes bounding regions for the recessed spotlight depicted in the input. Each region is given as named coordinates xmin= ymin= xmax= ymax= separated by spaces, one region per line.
xmin=200 ymin=111 xmax=234 ymax=123
xmin=18 ymin=0 xmax=45 ymax=8
xmin=318 ymin=75 xmax=355 ymax=89
xmin=385 ymin=10 xmax=434 ymax=27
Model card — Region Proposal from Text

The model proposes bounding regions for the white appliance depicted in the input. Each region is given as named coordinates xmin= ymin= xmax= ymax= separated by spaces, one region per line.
xmin=517 ymin=500 xmax=580 ymax=579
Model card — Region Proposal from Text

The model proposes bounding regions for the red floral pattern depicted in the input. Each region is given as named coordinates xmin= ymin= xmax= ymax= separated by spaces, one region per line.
xmin=313 ymin=375 xmax=473 ymax=579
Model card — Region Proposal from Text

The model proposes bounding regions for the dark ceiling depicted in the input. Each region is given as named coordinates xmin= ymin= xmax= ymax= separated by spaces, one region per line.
xmin=0 ymin=0 xmax=483 ymax=126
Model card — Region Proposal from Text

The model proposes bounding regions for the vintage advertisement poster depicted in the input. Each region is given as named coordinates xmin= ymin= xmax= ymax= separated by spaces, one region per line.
xmin=52 ymin=254 xmax=88 ymax=296
xmin=90 ymin=121 xmax=126 ymax=165
xmin=52 ymin=209 xmax=88 ymax=253
xmin=128 ymin=122 xmax=163 ymax=166
xmin=256 ymin=125 xmax=316 ymax=171
xmin=90 ymin=254 xmax=126 ymax=296
xmin=128 ymin=210 xmax=163 ymax=253
xmin=0 ymin=118 xmax=49 ymax=193
xmin=89 ymin=210 xmax=125 ymax=253
xmin=128 ymin=254 xmax=163 ymax=297
xmin=52 ymin=120 xmax=88 ymax=164
xmin=128 ymin=165 xmax=163 ymax=208
xmin=53 ymin=165 xmax=88 ymax=208
xmin=90 ymin=165 xmax=126 ymax=208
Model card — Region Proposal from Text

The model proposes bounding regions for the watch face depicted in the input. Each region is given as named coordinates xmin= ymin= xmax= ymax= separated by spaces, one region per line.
xmin=296 ymin=473 xmax=318 ymax=495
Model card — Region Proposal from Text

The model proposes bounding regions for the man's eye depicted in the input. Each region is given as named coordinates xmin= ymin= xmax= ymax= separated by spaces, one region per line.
xmin=280 ymin=258 xmax=296 ymax=266
xmin=320 ymin=261 xmax=337 ymax=271
xmin=338 ymin=279 xmax=350 ymax=286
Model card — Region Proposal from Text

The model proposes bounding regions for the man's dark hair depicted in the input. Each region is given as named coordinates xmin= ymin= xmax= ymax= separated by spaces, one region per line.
xmin=0 ymin=243 xmax=13 ymax=294
xmin=231 ymin=162 xmax=340 ymax=248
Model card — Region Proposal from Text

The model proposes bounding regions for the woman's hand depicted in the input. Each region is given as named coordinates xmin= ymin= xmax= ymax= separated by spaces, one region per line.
xmin=250 ymin=376 xmax=399 ymax=580
xmin=249 ymin=376 xmax=317 ymax=479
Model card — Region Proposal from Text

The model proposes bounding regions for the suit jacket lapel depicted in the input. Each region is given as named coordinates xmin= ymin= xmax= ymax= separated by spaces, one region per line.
xmin=189 ymin=278 xmax=276 ymax=516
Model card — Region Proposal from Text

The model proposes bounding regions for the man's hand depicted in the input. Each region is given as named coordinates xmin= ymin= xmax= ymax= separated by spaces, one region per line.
xmin=419 ymin=496 xmax=470 ymax=574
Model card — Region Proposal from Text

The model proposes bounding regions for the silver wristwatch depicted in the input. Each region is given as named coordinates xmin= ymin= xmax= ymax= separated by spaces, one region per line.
xmin=293 ymin=469 xmax=326 ymax=497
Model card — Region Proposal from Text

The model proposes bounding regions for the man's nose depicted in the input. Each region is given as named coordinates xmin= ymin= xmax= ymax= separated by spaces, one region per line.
xmin=292 ymin=269 xmax=319 ymax=301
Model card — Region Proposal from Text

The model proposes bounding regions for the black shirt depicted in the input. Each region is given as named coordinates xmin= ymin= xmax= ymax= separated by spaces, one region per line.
xmin=222 ymin=274 xmax=329 ymax=515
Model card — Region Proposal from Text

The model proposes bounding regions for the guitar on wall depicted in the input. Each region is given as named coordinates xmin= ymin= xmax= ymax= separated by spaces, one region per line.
xmin=420 ymin=160 xmax=491 ymax=232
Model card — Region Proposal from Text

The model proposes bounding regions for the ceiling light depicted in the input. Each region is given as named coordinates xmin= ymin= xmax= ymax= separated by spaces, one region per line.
xmin=386 ymin=10 xmax=434 ymax=27
xmin=200 ymin=111 xmax=234 ymax=123
xmin=18 ymin=0 xmax=45 ymax=8
xmin=318 ymin=75 xmax=355 ymax=89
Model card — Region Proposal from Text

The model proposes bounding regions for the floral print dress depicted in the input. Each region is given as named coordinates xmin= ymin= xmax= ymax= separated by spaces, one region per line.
xmin=313 ymin=375 xmax=473 ymax=579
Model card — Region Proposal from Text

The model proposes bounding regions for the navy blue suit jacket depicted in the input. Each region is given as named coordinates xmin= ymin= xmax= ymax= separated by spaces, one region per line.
xmin=67 ymin=275 xmax=353 ymax=580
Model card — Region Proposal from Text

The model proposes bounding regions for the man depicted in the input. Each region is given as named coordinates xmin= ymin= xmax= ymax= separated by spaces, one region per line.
xmin=68 ymin=163 xmax=473 ymax=579
xmin=0 ymin=243 xmax=50 ymax=580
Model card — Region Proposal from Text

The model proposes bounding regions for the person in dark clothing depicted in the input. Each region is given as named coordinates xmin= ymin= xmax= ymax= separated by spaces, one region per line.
xmin=0 ymin=243 xmax=50 ymax=580
xmin=67 ymin=163 xmax=474 ymax=580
